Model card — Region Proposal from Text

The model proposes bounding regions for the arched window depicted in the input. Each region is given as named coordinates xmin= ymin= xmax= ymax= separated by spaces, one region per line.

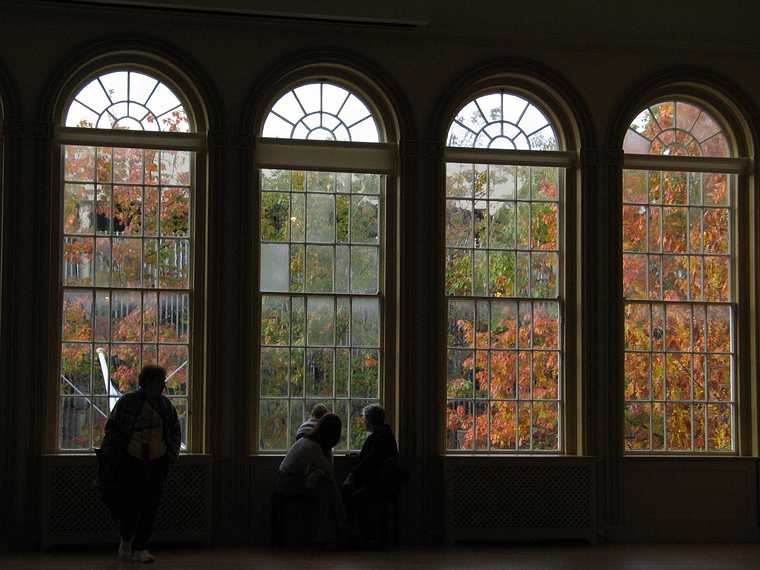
xmin=444 ymin=90 xmax=574 ymax=453
xmin=255 ymin=77 xmax=396 ymax=452
xmin=56 ymin=67 xmax=205 ymax=453
xmin=622 ymin=98 xmax=745 ymax=453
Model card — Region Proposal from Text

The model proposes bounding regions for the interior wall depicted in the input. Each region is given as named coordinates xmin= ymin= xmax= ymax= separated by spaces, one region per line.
xmin=2 ymin=0 xmax=760 ymax=549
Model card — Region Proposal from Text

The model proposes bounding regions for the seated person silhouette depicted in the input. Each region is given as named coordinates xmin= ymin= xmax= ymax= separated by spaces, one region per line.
xmin=342 ymin=404 xmax=399 ymax=543
xmin=274 ymin=413 xmax=346 ymax=548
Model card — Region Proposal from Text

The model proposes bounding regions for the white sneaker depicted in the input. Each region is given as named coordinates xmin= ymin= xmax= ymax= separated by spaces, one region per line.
xmin=117 ymin=538 xmax=132 ymax=560
xmin=133 ymin=549 xmax=156 ymax=563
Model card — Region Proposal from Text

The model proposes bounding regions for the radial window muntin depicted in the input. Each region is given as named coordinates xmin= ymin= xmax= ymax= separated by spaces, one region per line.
xmin=447 ymin=90 xmax=559 ymax=151
xmin=55 ymin=65 xmax=201 ymax=453
xmin=621 ymin=96 xmax=742 ymax=455
xmin=256 ymin=77 xmax=392 ymax=453
xmin=443 ymin=87 xmax=572 ymax=454
xmin=64 ymin=68 xmax=192 ymax=133
xmin=623 ymin=98 xmax=732 ymax=158
xmin=262 ymin=80 xmax=382 ymax=143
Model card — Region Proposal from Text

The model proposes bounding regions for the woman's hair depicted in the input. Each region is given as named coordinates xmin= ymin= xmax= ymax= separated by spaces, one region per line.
xmin=363 ymin=403 xmax=386 ymax=427
xmin=138 ymin=365 xmax=167 ymax=389
xmin=307 ymin=413 xmax=342 ymax=450
xmin=310 ymin=403 xmax=329 ymax=420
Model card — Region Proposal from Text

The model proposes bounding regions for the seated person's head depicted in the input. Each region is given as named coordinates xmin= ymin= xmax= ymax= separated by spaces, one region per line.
xmin=309 ymin=413 xmax=342 ymax=450
xmin=310 ymin=403 xmax=329 ymax=421
xmin=363 ymin=404 xmax=386 ymax=431
xmin=139 ymin=365 xmax=167 ymax=399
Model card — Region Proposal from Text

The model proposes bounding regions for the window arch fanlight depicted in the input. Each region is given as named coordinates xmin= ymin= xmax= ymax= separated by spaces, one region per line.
xmin=65 ymin=69 xmax=192 ymax=132
xmin=443 ymin=87 xmax=576 ymax=454
xmin=55 ymin=64 xmax=206 ymax=454
xmin=621 ymin=94 xmax=748 ymax=454
xmin=262 ymin=81 xmax=380 ymax=143
xmin=447 ymin=91 xmax=558 ymax=151
xmin=623 ymin=100 xmax=730 ymax=158
xmin=254 ymin=73 xmax=396 ymax=453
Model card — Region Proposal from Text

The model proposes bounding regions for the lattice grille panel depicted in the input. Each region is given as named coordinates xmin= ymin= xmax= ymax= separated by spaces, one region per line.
xmin=155 ymin=464 xmax=209 ymax=532
xmin=446 ymin=462 xmax=593 ymax=531
xmin=43 ymin=461 xmax=211 ymax=545
xmin=47 ymin=464 xmax=114 ymax=534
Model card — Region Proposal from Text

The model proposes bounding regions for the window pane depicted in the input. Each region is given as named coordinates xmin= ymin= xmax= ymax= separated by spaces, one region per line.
xmin=60 ymin=344 xmax=92 ymax=395
xmin=623 ymin=168 xmax=735 ymax=453
xmin=261 ymin=347 xmax=289 ymax=396
xmin=161 ymin=188 xmax=190 ymax=237
xmin=351 ymin=246 xmax=379 ymax=294
xmin=307 ymin=296 xmax=335 ymax=346
xmin=257 ymin=170 xmax=385 ymax=451
xmin=259 ymin=400 xmax=288 ymax=450
xmin=59 ymin=144 xmax=193 ymax=452
xmin=306 ymin=194 xmax=335 ymax=243
xmin=160 ymin=344 xmax=189 ymax=396
xmin=351 ymin=298 xmax=379 ymax=348
xmin=261 ymin=295 xmax=290 ymax=346
xmin=59 ymin=397 xmax=92 ymax=450
xmin=445 ymin=155 xmax=563 ymax=452
xmin=261 ymin=243 xmax=290 ymax=292
xmin=352 ymin=349 xmax=379 ymax=398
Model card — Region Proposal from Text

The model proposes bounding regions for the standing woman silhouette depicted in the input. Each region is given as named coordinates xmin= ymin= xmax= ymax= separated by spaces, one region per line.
xmin=98 ymin=365 xmax=181 ymax=563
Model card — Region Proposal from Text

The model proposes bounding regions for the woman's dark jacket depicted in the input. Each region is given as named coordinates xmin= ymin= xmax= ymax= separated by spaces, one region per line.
xmin=351 ymin=424 xmax=399 ymax=489
xmin=97 ymin=390 xmax=181 ymax=489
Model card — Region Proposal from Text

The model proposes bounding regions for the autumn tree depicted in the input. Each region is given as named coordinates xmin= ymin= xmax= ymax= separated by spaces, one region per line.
xmin=445 ymin=162 xmax=561 ymax=452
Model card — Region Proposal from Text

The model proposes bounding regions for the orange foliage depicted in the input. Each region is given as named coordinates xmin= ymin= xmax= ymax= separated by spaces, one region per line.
xmin=623 ymin=127 xmax=734 ymax=452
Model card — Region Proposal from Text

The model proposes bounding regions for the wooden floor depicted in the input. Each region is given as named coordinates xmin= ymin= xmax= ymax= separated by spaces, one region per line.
xmin=4 ymin=544 xmax=760 ymax=569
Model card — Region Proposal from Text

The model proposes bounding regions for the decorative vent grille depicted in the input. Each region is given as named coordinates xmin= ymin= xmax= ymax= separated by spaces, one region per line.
xmin=156 ymin=464 xmax=209 ymax=533
xmin=47 ymin=464 xmax=113 ymax=535
xmin=42 ymin=458 xmax=212 ymax=547
xmin=445 ymin=460 xmax=595 ymax=541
